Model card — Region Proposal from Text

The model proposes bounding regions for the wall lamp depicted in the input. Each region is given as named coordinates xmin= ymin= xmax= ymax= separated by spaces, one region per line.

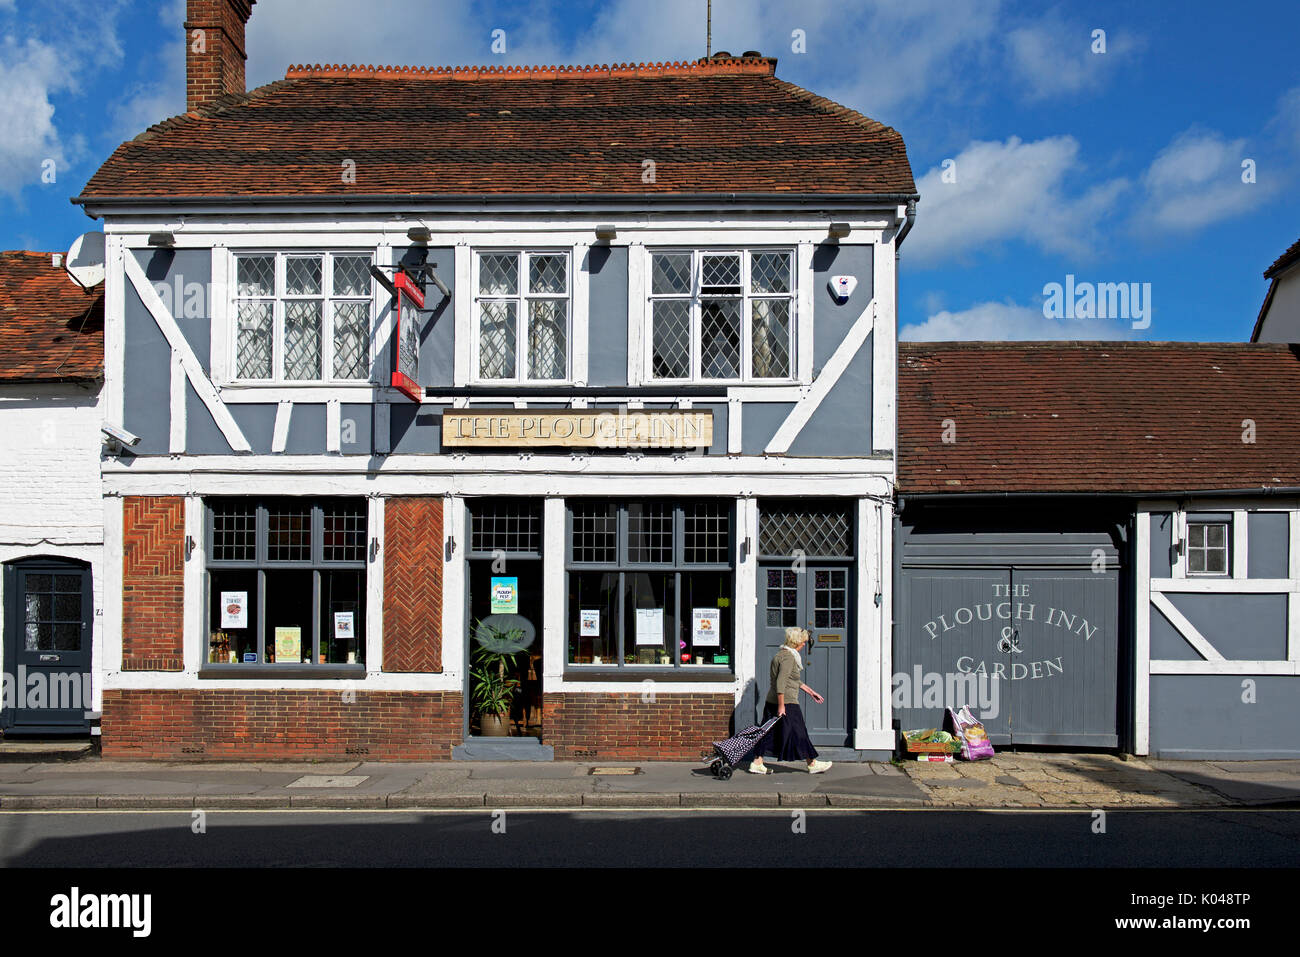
xmin=148 ymin=231 xmax=176 ymax=247
xmin=594 ymin=224 xmax=617 ymax=241
xmin=827 ymin=222 xmax=851 ymax=240
xmin=407 ymin=226 xmax=432 ymax=243
xmin=444 ymin=536 xmax=457 ymax=561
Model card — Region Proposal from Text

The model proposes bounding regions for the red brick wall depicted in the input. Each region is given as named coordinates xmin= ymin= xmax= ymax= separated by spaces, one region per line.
xmin=383 ymin=497 xmax=444 ymax=672
xmin=101 ymin=689 xmax=463 ymax=761
xmin=542 ymin=692 xmax=733 ymax=760
xmin=122 ymin=496 xmax=185 ymax=672
xmin=184 ymin=0 xmax=253 ymax=111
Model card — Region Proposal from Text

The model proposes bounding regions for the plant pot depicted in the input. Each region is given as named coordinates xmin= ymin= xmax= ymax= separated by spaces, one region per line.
xmin=479 ymin=713 xmax=510 ymax=737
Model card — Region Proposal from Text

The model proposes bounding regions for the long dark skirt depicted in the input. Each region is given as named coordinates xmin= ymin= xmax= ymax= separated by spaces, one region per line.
xmin=756 ymin=702 xmax=819 ymax=761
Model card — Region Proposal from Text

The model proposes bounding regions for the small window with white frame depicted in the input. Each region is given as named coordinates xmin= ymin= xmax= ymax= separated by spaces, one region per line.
xmin=474 ymin=250 xmax=570 ymax=382
xmin=647 ymin=248 xmax=795 ymax=382
xmin=232 ymin=251 xmax=373 ymax=383
xmin=1186 ymin=519 xmax=1230 ymax=575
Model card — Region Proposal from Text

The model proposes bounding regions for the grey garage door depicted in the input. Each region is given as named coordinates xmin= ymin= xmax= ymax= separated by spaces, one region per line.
xmin=895 ymin=506 xmax=1125 ymax=748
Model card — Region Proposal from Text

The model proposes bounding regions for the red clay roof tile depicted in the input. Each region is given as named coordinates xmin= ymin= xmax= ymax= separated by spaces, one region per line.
xmin=77 ymin=58 xmax=915 ymax=201
xmin=0 ymin=251 xmax=104 ymax=382
xmin=898 ymin=341 xmax=1300 ymax=495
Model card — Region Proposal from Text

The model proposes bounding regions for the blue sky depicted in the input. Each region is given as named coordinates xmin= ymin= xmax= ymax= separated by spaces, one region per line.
xmin=2 ymin=0 xmax=1297 ymax=341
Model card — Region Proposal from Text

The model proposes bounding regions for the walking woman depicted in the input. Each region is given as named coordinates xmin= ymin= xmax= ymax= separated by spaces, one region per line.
xmin=749 ymin=627 xmax=832 ymax=774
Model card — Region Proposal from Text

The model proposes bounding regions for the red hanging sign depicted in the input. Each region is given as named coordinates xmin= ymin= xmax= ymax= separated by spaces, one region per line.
xmin=391 ymin=270 xmax=425 ymax=402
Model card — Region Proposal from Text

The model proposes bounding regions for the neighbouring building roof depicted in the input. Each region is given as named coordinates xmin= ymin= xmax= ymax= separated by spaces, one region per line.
xmin=1265 ymin=236 xmax=1300 ymax=280
xmin=898 ymin=341 xmax=1300 ymax=495
xmin=75 ymin=58 xmax=916 ymax=203
xmin=0 ymin=251 xmax=104 ymax=383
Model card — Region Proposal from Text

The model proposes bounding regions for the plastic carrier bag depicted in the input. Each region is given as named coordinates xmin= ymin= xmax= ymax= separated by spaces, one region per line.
xmin=945 ymin=706 xmax=995 ymax=761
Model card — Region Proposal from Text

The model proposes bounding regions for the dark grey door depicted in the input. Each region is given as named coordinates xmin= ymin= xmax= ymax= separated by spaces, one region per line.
xmin=1010 ymin=568 xmax=1119 ymax=747
xmin=2 ymin=560 xmax=92 ymax=734
xmin=898 ymin=568 xmax=1011 ymax=740
xmin=756 ymin=564 xmax=853 ymax=747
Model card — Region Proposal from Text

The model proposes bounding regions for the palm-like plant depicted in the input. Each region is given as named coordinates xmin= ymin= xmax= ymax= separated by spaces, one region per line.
xmin=469 ymin=622 xmax=525 ymax=718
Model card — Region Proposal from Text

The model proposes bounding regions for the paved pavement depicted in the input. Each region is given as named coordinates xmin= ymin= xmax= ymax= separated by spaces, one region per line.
xmin=0 ymin=747 xmax=1296 ymax=810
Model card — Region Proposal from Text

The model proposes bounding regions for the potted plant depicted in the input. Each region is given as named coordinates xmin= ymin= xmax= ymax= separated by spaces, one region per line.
xmin=470 ymin=622 xmax=524 ymax=737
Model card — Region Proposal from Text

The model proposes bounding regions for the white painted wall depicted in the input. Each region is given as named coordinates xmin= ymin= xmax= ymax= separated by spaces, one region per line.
xmin=0 ymin=381 xmax=105 ymax=718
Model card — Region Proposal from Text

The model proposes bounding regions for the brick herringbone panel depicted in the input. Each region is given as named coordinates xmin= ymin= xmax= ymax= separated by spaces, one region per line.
xmin=122 ymin=496 xmax=185 ymax=671
xmin=383 ymin=496 xmax=443 ymax=672
xmin=542 ymin=692 xmax=733 ymax=760
xmin=101 ymin=689 xmax=463 ymax=760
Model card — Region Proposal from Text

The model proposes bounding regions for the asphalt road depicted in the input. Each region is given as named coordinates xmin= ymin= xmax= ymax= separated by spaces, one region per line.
xmin=1 ymin=808 xmax=1297 ymax=867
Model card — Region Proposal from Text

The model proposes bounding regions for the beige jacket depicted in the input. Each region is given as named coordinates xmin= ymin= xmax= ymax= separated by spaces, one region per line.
xmin=766 ymin=646 xmax=803 ymax=706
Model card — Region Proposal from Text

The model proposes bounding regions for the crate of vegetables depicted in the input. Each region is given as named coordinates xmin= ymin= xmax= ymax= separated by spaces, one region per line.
xmin=902 ymin=729 xmax=962 ymax=753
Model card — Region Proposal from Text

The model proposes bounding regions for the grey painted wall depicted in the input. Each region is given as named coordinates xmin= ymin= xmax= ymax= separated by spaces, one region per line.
xmin=1149 ymin=513 xmax=1172 ymax=576
xmin=137 ymin=248 xmax=211 ymax=373
xmin=789 ymin=332 xmax=872 ymax=456
xmin=390 ymin=402 xmax=443 ymax=454
xmin=283 ymin=404 xmax=327 ymax=455
xmin=742 ymin=402 xmax=795 ymax=455
xmin=396 ymin=245 xmax=454 ymax=388
xmin=1150 ymin=675 xmax=1300 ymax=758
xmin=1248 ymin=511 xmax=1288 ymax=578
xmin=1149 ymin=607 xmax=1202 ymax=660
xmin=1163 ymin=592 xmax=1287 ymax=660
xmin=587 ymin=245 xmax=628 ymax=387
xmin=122 ymin=281 xmax=172 ymax=456
xmin=811 ymin=243 xmax=872 ymax=370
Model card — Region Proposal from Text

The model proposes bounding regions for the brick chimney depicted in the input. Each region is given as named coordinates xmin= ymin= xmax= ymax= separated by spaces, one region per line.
xmin=184 ymin=0 xmax=255 ymax=112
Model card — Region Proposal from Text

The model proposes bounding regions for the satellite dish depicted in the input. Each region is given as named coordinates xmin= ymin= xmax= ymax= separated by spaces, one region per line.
xmin=65 ymin=231 xmax=106 ymax=290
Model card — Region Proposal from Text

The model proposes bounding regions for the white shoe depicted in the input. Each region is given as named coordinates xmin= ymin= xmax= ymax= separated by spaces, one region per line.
xmin=748 ymin=761 xmax=773 ymax=774
xmin=807 ymin=759 xmax=832 ymax=774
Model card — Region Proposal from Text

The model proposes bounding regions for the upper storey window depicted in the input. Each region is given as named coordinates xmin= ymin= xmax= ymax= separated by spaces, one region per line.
xmin=648 ymin=249 xmax=795 ymax=382
xmin=474 ymin=250 xmax=571 ymax=382
xmin=233 ymin=252 xmax=373 ymax=382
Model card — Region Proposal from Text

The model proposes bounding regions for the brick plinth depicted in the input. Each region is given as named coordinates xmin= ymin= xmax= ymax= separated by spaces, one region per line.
xmin=382 ymin=496 xmax=444 ymax=672
xmin=101 ymin=689 xmax=463 ymax=761
xmin=122 ymin=496 xmax=185 ymax=671
xmin=542 ymin=692 xmax=733 ymax=760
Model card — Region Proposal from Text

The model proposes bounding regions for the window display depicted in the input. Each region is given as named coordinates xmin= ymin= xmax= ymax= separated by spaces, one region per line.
xmin=206 ymin=497 xmax=366 ymax=668
xmin=566 ymin=499 xmax=733 ymax=668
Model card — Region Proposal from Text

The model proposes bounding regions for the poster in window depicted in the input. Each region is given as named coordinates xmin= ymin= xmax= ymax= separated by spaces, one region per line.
xmin=333 ymin=612 xmax=355 ymax=641
xmin=221 ymin=591 xmax=248 ymax=629
xmin=274 ymin=626 xmax=302 ymax=663
xmin=490 ymin=577 xmax=519 ymax=614
xmin=579 ymin=609 xmax=600 ymax=637
xmin=635 ymin=607 xmax=664 ymax=645
xmin=692 ymin=607 xmax=721 ymax=646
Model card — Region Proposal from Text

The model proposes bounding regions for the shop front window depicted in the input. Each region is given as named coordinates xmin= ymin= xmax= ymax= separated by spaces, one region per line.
xmin=566 ymin=499 xmax=733 ymax=669
xmin=205 ymin=498 xmax=367 ymax=668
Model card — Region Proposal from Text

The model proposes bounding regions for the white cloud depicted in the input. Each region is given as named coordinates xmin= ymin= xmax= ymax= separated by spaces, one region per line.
xmin=901 ymin=300 xmax=1137 ymax=341
xmin=0 ymin=38 xmax=75 ymax=200
xmin=1005 ymin=15 xmax=1141 ymax=100
xmin=1137 ymin=127 xmax=1271 ymax=234
xmin=904 ymin=135 xmax=1128 ymax=265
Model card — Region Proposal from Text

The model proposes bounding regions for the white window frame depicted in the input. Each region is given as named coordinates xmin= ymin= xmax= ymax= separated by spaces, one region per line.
xmin=229 ymin=250 xmax=376 ymax=386
xmin=471 ymin=249 xmax=573 ymax=384
xmin=644 ymin=247 xmax=798 ymax=385
xmin=1185 ymin=517 xmax=1232 ymax=577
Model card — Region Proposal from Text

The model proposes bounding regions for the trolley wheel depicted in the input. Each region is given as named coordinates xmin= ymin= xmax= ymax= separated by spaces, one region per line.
xmin=709 ymin=759 xmax=723 ymax=776
xmin=718 ymin=765 xmax=733 ymax=781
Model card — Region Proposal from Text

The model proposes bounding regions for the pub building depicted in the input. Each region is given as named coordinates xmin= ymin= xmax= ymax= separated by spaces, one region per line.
xmin=76 ymin=0 xmax=916 ymax=760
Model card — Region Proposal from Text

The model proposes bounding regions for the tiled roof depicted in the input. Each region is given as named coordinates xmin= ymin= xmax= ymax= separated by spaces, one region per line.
xmin=76 ymin=58 xmax=916 ymax=201
xmin=1264 ymin=236 xmax=1300 ymax=279
xmin=0 ymin=251 xmax=104 ymax=382
xmin=898 ymin=342 xmax=1300 ymax=495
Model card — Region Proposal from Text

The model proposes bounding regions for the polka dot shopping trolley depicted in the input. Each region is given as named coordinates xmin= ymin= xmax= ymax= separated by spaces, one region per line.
xmin=705 ymin=713 xmax=782 ymax=780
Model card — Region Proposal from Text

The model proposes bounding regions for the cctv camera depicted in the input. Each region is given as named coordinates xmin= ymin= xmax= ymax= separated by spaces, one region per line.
xmin=101 ymin=423 xmax=141 ymax=447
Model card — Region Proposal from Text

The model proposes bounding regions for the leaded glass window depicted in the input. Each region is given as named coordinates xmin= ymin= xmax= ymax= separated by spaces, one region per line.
xmin=474 ymin=251 xmax=570 ymax=381
xmin=232 ymin=252 xmax=373 ymax=382
xmin=648 ymin=249 xmax=795 ymax=381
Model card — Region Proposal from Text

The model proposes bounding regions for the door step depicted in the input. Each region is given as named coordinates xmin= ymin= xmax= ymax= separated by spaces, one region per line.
xmin=453 ymin=737 xmax=554 ymax=761
xmin=0 ymin=739 xmax=96 ymax=763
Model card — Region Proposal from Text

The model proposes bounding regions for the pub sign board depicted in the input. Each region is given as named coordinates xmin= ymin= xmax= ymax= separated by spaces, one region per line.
xmin=391 ymin=269 xmax=424 ymax=402
xmin=441 ymin=409 xmax=713 ymax=449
